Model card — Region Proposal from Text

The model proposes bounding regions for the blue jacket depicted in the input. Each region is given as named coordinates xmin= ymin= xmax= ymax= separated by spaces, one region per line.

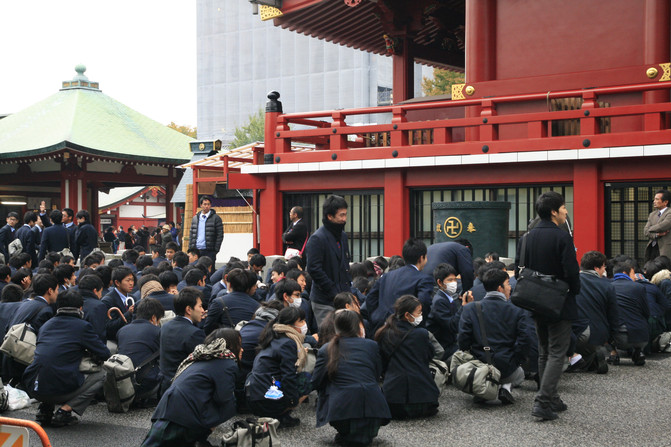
xmin=64 ymin=224 xmax=77 ymax=253
xmin=470 ymin=278 xmax=487 ymax=301
xmin=38 ymin=224 xmax=69 ymax=261
xmin=203 ymin=291 xmax=259 ymax=335
xmin=74 ymin=222 xmax=98 ymax=261
xmin=424 ymin=242 xmax=475 ymax=292
xmin=245 ymin=335 xmax=300 ymax=405
xmin=239 ymin=319 xmax=267 ymax=373
xmin=159 ymin=317 xmax=205 ymax=384
xmin=574 ymin=272 xmax=620 ymax=346
xmin=102 ymin=289 xmax=133 ymax=342
xmin=458 ymin=294 xmax=531 ymax=378
xmin=366 ymin=265 xmax=435 ymax=329
xmin=81 ymin=290 xmax=108 ymax=343
xmin=636 ymin=278 xmax=668 ymax=318
xmin=427 ymin=290 xmax=462 ymax=357
xmin=306 ymin=225 xmax=351 ymax=306
xmin=0 ymin=301 xmax=21 ymax=335
xmin=378 ymin=321 xmax=439 ymax=405
xmin=117 ymin=319 xmax=161 ymax=385
xmin=312 ymin=337 xmax=390 ymax=427
xmin=23 ymin=314 xmax=110 ymax=397
xmin=15 ymin=225 xmax=37 ymax=269
xmin=152 ymin=357 xmax=237 ymax=429
xmin=146 ymin=291 xmax=175 ymax=312
xmin=8 ymin=296 xmax=53 ymax=334
xmin=612 ymin=277 xmax=650 ymax=344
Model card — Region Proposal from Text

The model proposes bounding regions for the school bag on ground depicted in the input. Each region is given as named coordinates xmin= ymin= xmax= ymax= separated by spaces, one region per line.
xmin=103 ymin=350 xmax=160 ymax=413
xmin=222 ymin=417 xmax=280 ymax=447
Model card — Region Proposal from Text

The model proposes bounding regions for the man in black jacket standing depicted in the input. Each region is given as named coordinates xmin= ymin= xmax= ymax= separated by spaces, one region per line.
xmin=515 ymin=191 xmax=580 ymax=421
xmin=305 ymin=195 xmax=351 ymax=326
xmin=282 ymin=206 xmax=308 ymax=255
xmin=188 ymin=196 xmax=223 ymax=264
xmin=0 ymin=212 xmax=18 ymax=264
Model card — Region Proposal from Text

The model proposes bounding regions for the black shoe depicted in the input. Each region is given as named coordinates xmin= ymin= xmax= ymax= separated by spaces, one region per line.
xmin=595 ymin=354 xmax=609 ymax=374
xmin=632 ymin=349 xmax=646 ymax=366
xmin=607 ymin=353 xmax=620 ymax=365
xmin=531 ymin=403 xmax=558 ymax=421
xmin=549 ymin=398 xmax=568 ymax=412
xmin=35 ymin=403 xmax=54 ymax=426
xmin=498 ymin=388 xmax=515 ymax=405
xmin=278 ymin=413 xmax=300 ymax=428
xmin=51 ymin=409 xmax=79 ymax=427
xmin=565 ymin=358 xmax=588 ymax=373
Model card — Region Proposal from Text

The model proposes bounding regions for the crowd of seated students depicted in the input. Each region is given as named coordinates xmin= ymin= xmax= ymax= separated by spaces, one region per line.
xmin=0 ymin=237 xmax=667 ymax=447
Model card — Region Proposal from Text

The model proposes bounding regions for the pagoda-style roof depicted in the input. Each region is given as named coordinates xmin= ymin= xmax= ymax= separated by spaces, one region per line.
xmin=266 ymin=0 xmax=465 ymax=70
xmin=0 ymin=65 xmax=192 ymax=165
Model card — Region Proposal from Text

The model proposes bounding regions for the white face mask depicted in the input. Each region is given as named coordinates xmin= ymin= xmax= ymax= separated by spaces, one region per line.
xmin=289 ymin=297 xmax=302 ymax=309
xmin=410 ymin=314 xmax=423 ymax=326
xmin=444 ymin=281 xmax=458 ymax=295
xmin=296 ymin=323 xmax=308 ymax=336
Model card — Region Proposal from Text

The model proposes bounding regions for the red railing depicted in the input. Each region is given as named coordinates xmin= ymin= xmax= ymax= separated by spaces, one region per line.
xmin=0 ymin=416 xmax=51 ymax=446
xmin=262 ymin=81 xmax=671 ymax=164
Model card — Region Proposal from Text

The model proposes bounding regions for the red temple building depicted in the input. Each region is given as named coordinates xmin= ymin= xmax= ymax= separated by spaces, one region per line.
xmin=224 ymin=0 xmax=671 ymax=263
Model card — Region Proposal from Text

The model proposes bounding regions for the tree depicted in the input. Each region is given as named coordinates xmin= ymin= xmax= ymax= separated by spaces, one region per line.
xmin=421 ymin=69 xmax=465 ymax=97
xmin=230 ymin=109 xmax=265 ymax=148
xmin=167 ymin=122 xmax=197 ymax=138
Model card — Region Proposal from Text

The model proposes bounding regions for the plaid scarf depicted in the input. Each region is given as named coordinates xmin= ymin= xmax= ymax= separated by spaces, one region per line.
xmin=173 ymin=337 xmax=237 ymax=381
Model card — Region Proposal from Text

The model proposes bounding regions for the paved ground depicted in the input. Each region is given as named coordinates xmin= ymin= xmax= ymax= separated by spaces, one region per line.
xmin=9 ymin=352 xmax=671 ymax=446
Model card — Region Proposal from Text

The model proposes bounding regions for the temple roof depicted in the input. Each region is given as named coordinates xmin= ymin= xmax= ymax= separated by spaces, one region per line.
xmin=0 ymin=66 xmax=192 ymax=165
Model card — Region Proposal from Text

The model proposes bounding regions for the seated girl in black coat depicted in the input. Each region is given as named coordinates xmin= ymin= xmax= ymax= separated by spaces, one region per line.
xmin=312 ymin=309 xmax=390 ymax=446
xmin=142 ymin=328 xmax=241 ymax=447
xmin=375 ymin=295 xmax=440 ymax=419
xmin=245 ymin=306 xmax=311 ymax=428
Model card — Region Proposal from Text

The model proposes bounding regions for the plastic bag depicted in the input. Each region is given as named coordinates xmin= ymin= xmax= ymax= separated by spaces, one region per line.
xmin=6 ymin=384 xmax=31 ymax=410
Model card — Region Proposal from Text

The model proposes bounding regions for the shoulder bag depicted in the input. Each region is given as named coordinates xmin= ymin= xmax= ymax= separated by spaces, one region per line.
xmin=510 ymin=233 xmax=569 ymax=320
xmin=450 ymin=302 xmax=501 ymax=401
xmin=222 ymin=417 xmax=281 ymax=447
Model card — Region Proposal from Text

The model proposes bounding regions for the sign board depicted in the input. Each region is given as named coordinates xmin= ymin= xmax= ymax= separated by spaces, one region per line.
xmin=100 ymin=218 xmax=112 ymax=225
xmin=0 ymin=425 xmax=29 ymax=447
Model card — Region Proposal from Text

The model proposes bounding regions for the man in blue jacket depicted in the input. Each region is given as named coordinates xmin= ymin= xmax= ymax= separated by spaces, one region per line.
xmin=458 ymin=268 xmax=531 ymax=405
xmin=305 ymin=195 xmax=351 ymax=326
xmin=572 ymin=251 xmax=619 ymax=374
xmin=39 ymin=210 xmax=69 ymax=261
xmin=424 ymin=240 xmax=475 ymax=292
xmin=15 ymin=211 xmax=38 ymax=269
xmin=366 ymin=238 xmax=435 ymax=330
xmin=0 ymin=212 xmax=19 ymax=264
xmin=611 ymin=258 xmax=650 ymax=366
xmin=102 ymin=267 xmax=136 ymax=342
xmin=74 ymin=210 xmax=98 ymax=263
xmin=78 ymin=274 xmax=109 ymax=344
xmin=23 ymin=289 xmax=110 ymax=427
xmin=159 ymin=287 xmax=206 ymax=393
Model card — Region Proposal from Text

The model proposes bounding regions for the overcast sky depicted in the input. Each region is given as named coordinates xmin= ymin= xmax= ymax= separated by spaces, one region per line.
xmin=0 ymin=0 xmax=197 ymax=126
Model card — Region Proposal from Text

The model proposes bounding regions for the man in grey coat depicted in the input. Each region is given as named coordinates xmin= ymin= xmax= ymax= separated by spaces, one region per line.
xmin=644 ymin=189 xmax=671 ymax=261
xmin=188 ymin=196 xmax=223 ymax=263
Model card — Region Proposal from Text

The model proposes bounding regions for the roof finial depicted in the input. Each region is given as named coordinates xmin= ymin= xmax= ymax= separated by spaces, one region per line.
xmin=61 ymin=64 xmax=99 ymax=91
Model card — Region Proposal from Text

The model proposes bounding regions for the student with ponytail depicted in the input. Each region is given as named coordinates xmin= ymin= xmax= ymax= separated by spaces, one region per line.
xmin=245 ymin=306 xmax=311 ymax=428
xmin=375 ymin=295 xmax=440 ymax=419
xmin=312 ymin=309 xmax=390 ymax=446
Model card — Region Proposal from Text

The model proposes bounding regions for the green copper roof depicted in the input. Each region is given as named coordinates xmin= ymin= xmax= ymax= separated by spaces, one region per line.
xmin=0 ymin=67 xmax=192 ymax=164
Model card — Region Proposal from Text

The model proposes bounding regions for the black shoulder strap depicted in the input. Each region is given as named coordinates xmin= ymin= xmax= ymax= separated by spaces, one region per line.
xmin=222 ymin=301 xmax=234 ymax=328
xmin=389 ymin=326 xmax=415 ymax=360
xmin=475 ymin=301 xmax=493 ymax=365
xmin=135 ymin=349 xmax=160 ymax=372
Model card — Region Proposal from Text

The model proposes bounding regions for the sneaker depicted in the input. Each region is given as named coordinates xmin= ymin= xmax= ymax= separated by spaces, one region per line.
xmin=549 ymin=398 xmax=568 ymax=412
xmin=632 ymin=349 xmax=646 ymax=366
xmin=498 ymin=388 xmax=515 ymax=405
xmin=51 ymin=409 xmax=79 ymax=427
xmin=278 ymin=413 xmax=300 ymax=429
xmin=35 ymin=403 xmax=54 ymax=426
xmin=531 ymin=403 xmax=558 ymax=421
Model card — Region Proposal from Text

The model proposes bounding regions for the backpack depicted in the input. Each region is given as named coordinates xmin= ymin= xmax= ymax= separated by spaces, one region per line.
xmin=102 ymin=354 xmax=136 ymax=413
xmin=8 ymin=239 xmax=22 ymax=257
xmin=0 ymin=323 xmax=37 ymax=365
xmin=103 ymin=350 xmax=161 ymax=413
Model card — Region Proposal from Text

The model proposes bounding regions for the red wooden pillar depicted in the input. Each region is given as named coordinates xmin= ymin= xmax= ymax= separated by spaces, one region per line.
xmin=384 ymin=169 xmax=409 ymax=257
xmin=90 ymin=184 xmax=99 ymax=232
xmin=573 ymin=161 xmax=603 ymax=261
xmin=166 ymin=167 xmax=175 ymax=224
xmin=259 ymin=174 xmax=282 ymax=256
xmin=465 ymin=0 xmax=496 ymax=141
xmin=392 ymin=36 xmax=414 ymax=103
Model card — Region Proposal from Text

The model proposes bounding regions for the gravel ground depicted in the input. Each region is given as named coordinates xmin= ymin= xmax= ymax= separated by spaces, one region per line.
xmin=8 ymin=352 xmax=671 ymax=447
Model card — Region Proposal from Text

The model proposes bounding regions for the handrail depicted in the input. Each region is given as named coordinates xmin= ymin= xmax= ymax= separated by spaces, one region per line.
xmin=0 ymin=416 xmax=52 ymax=447
xmin=279 ymin=80 xmax=671 ymax=120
